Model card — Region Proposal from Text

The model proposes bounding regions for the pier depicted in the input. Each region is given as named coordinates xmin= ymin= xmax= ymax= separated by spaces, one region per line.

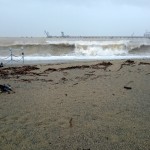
xmin=44 ymin=31 xmax=150 ymax=39
xmin=46 ymin=36 xmax=150 ymax=40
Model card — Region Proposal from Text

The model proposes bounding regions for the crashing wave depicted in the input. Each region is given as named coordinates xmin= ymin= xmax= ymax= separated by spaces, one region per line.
xmin=0 ymin=39 xmax=150 ymax=59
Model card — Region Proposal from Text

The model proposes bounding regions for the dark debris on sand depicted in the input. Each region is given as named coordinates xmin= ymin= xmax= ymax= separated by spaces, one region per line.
xmin=0 ymin=84 xmax=14 ymax=94
xmin=0 ymin=62 xmax=4 ymax=68
xmin=138 ymin=62 xmax=150 ymax=65
xmin=124 ymin=86 xmax=132 ymax=90
xmin=0 ymin=66 xmax=40 ymax=78
xmin=44 ymin=62 xmax=113 ymax=73
xmin=118 ymin=60 xmax=135 ymax=71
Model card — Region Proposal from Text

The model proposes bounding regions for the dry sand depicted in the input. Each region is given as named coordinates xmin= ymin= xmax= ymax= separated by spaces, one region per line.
xmin=0 ymin=60 xmax=150 ymax=150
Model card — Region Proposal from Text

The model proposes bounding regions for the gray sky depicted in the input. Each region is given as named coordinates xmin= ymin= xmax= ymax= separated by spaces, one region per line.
xmin=0 ymin=0 xmax=150 ymax=37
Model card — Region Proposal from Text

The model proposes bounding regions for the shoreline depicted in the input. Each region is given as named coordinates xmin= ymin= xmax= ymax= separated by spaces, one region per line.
xmin=1 ymin=56 xmax=150 ymax=66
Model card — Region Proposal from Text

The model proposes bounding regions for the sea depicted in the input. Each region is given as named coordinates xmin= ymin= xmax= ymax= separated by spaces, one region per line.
xmin=0 ymin=37 xmax=150 ymax=64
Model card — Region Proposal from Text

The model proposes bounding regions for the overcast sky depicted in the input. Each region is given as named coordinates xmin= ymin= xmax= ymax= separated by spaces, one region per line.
xmin=0 ymin=0 xmax=150 ymax=37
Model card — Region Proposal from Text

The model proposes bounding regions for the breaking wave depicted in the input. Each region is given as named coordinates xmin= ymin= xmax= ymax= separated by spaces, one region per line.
xmin=0 ymin=39 xmax=150 ymax=61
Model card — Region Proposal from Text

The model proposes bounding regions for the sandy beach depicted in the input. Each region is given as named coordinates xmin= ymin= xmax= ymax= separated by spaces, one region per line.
xmin=0 ymin=59 xmax=150 ymax=150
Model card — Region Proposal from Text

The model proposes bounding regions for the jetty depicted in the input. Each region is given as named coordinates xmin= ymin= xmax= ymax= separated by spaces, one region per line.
xmin=44 ymin=31 xmax=150 ymax=39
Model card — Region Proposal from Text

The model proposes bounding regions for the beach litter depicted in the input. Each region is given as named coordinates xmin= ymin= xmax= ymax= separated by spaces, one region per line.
xmin=0 ymin=84 xmax=14 ymax=94
xmin=0 ymin=62 xmax=3 ymax=68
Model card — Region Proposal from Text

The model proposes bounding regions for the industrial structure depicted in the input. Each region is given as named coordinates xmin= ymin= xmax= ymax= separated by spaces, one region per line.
xmin=144 ymin=32 xmax=150 ymax=38
xmin=44 ymin=31 xmax=150 ymax=39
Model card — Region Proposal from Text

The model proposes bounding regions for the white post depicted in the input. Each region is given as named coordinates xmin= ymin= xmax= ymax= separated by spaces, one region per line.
xmin=9 ymin=48 xmax=13 ymax=64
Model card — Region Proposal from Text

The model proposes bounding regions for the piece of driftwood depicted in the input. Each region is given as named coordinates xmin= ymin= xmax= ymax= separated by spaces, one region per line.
xmin=124 ymin=86 xmax=132 ymax=90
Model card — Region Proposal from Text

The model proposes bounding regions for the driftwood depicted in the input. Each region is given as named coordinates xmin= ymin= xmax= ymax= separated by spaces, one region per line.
xmin=124 ymin=86 xmax=132 ymax=90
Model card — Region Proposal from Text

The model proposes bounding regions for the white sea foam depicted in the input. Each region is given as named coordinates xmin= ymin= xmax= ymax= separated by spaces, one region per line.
xmin=46 ymin=40 xmax=130 ymax=47
xmin=47 ymin=40 xmax=130 ymax=56
xmin=74 ymin=46 xmax=128 ymax=56
xmin=1 ymin=55 xmax=150 ymax=62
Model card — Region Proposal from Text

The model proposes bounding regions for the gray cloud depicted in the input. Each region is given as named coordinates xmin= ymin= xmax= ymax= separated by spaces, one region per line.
xmin=0 ymin=0 xmax=150 ymax=36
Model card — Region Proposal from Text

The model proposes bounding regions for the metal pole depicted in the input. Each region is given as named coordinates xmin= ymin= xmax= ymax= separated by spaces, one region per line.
xmin=22 ymin=52 xmax=24 ymax=64
xmin=9 ymin=48 xmax=13 ymax=64
xmin=21 ymin=47 xmax=24 ymax=64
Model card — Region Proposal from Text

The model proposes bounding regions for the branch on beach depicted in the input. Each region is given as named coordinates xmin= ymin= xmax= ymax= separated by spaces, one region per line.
xmin=124 ymin=86 xmax=132 ymax=90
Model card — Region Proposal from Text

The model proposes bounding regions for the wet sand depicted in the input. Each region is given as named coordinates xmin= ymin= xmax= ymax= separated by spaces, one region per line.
xmin=0 ymin=60 xmax=150 ymax=150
